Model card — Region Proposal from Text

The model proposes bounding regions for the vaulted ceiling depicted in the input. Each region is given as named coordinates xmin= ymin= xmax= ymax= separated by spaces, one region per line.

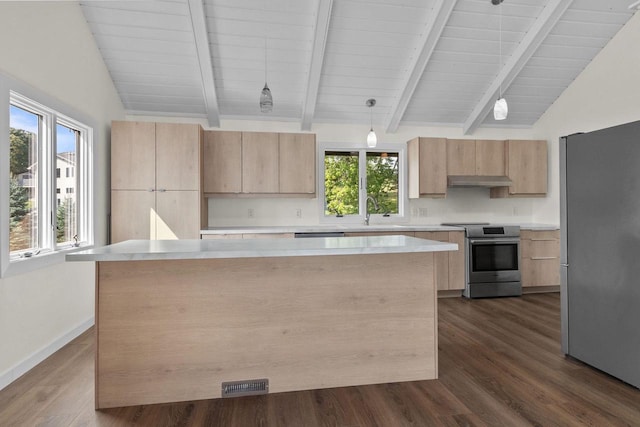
xmin=80 ymin=0 xmax=636 ymax=135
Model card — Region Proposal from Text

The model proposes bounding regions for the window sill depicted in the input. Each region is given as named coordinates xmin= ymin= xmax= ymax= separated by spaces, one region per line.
xmin=2 ymin=244 xmax=94 ymax=278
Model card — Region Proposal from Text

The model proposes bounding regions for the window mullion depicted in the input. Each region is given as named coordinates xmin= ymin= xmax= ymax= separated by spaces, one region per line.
xmin=42 ymin=112 xmax=55 ymax=251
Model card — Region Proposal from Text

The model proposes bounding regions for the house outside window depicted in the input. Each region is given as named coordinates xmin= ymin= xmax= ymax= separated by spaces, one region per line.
xmin=8 ymin=91 xmax=92 ymax=261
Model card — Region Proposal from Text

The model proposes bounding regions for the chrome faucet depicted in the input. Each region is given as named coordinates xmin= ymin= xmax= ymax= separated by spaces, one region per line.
xmin=365 ymin=195 xmax=379 ymax=226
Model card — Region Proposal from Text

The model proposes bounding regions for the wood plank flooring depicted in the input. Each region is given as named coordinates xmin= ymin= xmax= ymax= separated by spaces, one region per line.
xmin=1 ymin=293 xmax=639 ymax=426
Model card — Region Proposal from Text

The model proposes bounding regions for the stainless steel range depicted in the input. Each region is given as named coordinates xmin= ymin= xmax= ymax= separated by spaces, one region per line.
xmin=443 ymin=223 xmax=521 ymax=298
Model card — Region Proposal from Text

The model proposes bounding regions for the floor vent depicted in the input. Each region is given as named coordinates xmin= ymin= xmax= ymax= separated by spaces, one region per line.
xmin=221 ymin=379 xmax=269 ymax=398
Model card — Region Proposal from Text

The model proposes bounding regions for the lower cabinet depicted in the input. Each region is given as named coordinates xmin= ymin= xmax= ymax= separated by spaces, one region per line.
xmin=414 ymin=231 xmax=465 ymax=291
xmin=520 ymin=230 xmax=560 ymax=287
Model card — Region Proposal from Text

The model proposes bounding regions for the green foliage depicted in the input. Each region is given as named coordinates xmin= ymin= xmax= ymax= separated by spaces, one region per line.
xmin=9 ymin=177 xmax=29 ymax=230
xmin=57 ymin=198 xmax=75 ymax=243
xmin=324 ymin=154 xmax=359 ymax=215
xmin=10 ymin=128 xmax=32 ymax=176
xmin=366 ymin=155 xmax=398 ymax=214
xmin=324 ymin=152 xmax=399 ymax=216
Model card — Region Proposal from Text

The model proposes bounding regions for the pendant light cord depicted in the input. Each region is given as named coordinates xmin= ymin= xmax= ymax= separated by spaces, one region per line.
xmin=499 ymin=1 xmax=502 ymax=99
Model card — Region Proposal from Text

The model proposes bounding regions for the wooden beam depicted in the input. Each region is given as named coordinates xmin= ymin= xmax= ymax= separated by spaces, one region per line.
xmin=187 ymin=0 xmax=220 ymax=128
xmin=301 ymin=0 xmax=334 ymax=131
xmin=462 ymin=0 xmax=574 ymax=135
xmin=384 ymin=0 xmax=458 ymax=134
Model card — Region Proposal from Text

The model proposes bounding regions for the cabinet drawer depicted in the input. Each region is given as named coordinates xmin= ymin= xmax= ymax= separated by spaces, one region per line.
xmin=521 ymin=258 xmax=560 ymax=287
xmin=521 ymin=239 xmax=559 ymax=259
xmin=520 ymin=230 xmax=559 ymax=240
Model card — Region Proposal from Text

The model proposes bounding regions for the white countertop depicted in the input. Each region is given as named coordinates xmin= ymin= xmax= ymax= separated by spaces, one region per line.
xmin=200 ymin=223 xmax=559 ymax=234
xmin=201 ymin=224 xmax=464 ymax=234
xmin=66 ymin=236 xmax=458 ymax=262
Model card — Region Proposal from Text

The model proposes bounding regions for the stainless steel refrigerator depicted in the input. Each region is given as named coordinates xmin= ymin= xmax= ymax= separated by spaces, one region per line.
xmin=560 ymin=121 xmax=640 ymax=389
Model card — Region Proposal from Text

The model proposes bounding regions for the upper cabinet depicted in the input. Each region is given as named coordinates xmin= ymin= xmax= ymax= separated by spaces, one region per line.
xmin=242 ymin=132 xmax=280 ymax=194
xmin=447 ymin=139 xmax=505 ymax=176
xmin=203 ymin=131 xmax=242 ymax=193
xmin=408 ymin=136 xmax=547 ymax=198
xmin=111 ymin=121 xmax=156 ymax=191
xmin=407 ymin=137 xmax=447 ymax=198
xmin=203 ymin=131 xmax=316 ymax=197
xmin=279 ymin=133 xmax=316 ymax=194
xmin=490 ymin=140 xmax=547 ymax=198
xmin=110 ymin=121 xmax=205 ymax=243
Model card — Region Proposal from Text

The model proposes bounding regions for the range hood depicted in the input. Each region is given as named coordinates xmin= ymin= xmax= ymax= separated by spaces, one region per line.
xmin=447 ymin=175 xmax=512 ymax=187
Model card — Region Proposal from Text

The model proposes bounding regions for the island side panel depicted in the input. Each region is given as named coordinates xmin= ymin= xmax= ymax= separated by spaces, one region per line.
xmin=95 ymin=252 xmax=436 ymax=409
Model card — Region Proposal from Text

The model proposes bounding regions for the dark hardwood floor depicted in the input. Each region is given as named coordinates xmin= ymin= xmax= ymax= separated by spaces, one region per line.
xmin=1 ymin=293 xmax=640 ymax=426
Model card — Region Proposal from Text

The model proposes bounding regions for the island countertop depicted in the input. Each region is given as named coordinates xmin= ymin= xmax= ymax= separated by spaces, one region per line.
xmin=66 ymin=235 xmax=457 ymax=262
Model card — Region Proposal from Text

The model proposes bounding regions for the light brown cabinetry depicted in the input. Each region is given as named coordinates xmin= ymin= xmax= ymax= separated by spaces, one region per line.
xmin=203 ymin=131 xmax=316 ymax=196
xmin=447 ymin=139 xmax=505 ymax=176
xmin=414 ymin=231 xmax=465 ymax=291
xmin=520 ymin=230 xmax=560 ymax=287
xmin=110 ymin=121 xmax=204 ymax=243
xmin=491 ymin=140 xmax=547 ymax=198
xmin=407 ymin=137 xmax=447 ymax=198
xmin=279 ymin=133 xmax=316 ymax=194
xmin=203 ymin=131 xmax=242 ymax=193
xmin=242 ymin=132 xmax=280 ymax=193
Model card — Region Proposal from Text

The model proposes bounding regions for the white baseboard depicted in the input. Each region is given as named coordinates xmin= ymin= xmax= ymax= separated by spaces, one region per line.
xmin=0 ymin=316 xmax=94 ymax=391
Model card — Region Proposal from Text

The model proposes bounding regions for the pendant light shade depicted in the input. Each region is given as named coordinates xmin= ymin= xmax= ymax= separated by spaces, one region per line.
xmin=259 ymin=29 xmax=273 ymax=113
xmin=366 ymin=98 xmax=377 ymax=148
xmin=260 ymin=83 xmax=273 ymax=113
xmin=367 ymin=129 xmax=377 ymax=148
xmin=494 ymin=97 xmax=508 ymax=120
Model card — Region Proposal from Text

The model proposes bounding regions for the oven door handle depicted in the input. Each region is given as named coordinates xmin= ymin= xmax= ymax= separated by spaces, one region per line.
xmin=468 ymin=238 xmax=519 ymax=245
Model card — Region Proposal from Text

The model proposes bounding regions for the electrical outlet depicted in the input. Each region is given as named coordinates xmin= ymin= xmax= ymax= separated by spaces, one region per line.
xmin=248 ymin=208 xmax=255 ymax=218
xmin=296 ymin=208 xmax=302 ymax=218
xmin=419 ymin=208 xmax=428 ymax=217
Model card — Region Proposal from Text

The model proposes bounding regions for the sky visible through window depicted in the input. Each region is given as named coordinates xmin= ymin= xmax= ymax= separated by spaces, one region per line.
xmin=10 ymin=105 xmax=76 ymax=153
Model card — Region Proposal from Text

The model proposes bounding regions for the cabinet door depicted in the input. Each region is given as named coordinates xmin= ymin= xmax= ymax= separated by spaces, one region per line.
xmin=407 ymin=137 xmax=447 ymax=198
xmin=279 ymin=133 xmax=316 ymax=195
xmin=475 ymin=140 xmax=505 ymax=176
xmin=447 ymin=231 xmax=465 ymax=290
xmin=111 ymin=121 xmax=156 ymax=191
xmin=242 ymin=132 xmax=279 ymax=193
xmin=155 ymin=123 xmax=201 ymax=191
xmin=507 ymin=140 xmax=547 ymax=195
xmin=203 ymin=131 xmax=242 ymax=194
xmin=447 ymin=139 xmax=475 ymax=176
xmin=111 ymin=190 xmax=155 ymax=243
xmin=415 ymin=231 xmax=449 ymax=291
xmin=155 ymin=191 xmax=201 ymax=239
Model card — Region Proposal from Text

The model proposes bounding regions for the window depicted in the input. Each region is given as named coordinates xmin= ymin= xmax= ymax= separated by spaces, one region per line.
xmin=8 ymin=91 xmax=92 ymax=261
xmin=320 ymin=144 xmax=405 ymax=223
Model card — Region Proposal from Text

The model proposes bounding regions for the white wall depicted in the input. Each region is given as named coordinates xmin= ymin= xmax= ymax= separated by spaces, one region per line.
xmin=0 ymin=3 xmax=124 ymax=389
xmin=532 ymin=12 xmax=640 ymax=224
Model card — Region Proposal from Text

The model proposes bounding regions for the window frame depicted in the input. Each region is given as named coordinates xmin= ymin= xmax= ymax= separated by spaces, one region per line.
xmin=1 ymin=72 xmax=95 ymax=278
xmin=318 ymin=141 xmax=408 ymax=225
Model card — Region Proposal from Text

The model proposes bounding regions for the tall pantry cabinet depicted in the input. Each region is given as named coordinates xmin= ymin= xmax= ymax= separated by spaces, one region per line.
xmin=110 ymin=121 xmax=205 ymax=243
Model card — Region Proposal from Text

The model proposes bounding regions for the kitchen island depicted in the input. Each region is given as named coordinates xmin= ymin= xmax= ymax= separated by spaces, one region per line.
xmin=67 ymin=236 xmax=457 ymax=409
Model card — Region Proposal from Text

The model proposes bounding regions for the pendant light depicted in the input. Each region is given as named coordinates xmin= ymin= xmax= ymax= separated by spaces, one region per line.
xmin=366 ymin=98 xmax=377 ymax=148
xmin=260 ymin=38 xmax=273 ymax=113
xmin=493 ymin=0 xmax=508 ymax=121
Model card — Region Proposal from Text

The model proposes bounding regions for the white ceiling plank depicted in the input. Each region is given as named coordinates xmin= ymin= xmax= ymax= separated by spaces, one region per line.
xmin=384 ymin=0 xmax=458 ymax=133
xmin=462 ymin=0 xmax=575 ymax=135
xmin=301 ymin=0 xmax=334 ymax=130
xmin=187 ymin=0 xmax=220 ymax=127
